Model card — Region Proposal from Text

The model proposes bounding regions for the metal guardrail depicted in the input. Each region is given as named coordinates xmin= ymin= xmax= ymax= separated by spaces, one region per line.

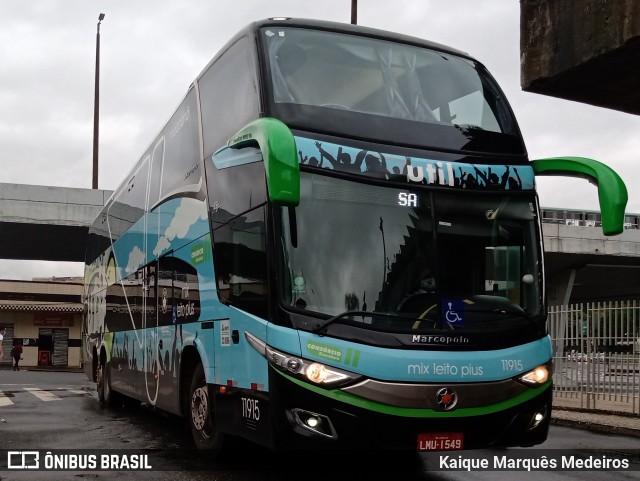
xmin=549 ymin=300 xmax=640 ymax=415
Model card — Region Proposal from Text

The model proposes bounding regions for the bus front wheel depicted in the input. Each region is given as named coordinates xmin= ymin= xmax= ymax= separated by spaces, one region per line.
xmin=189 ymin=362 xmax=223 ymax=453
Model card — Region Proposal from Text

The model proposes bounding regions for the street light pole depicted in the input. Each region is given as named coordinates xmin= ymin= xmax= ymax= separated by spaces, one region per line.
xmin=92 ymin=13 xmax=105 ymax=190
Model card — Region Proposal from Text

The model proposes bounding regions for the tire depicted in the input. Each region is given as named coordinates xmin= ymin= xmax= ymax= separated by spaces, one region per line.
xmin=97 ymin=361 xmax=121 ymax=408
xmin=96 ymin=362 xmax=105 ymax=403
xmin=189 ymin=362 xmax=224 ymax=453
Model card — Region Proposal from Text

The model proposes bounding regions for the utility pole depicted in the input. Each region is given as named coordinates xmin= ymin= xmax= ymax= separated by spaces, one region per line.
xmin=92 ymin=13 xmax=105 ymax=189
xmin=351 ymin=0 xmax=357 ymax=24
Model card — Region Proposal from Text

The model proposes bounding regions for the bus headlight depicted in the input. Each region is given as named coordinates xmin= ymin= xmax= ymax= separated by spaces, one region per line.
xmin=305 ymin=362 xmax=349 ymax=384
xmin=266 ymin=346 xmax=359 ymax=387
xmin=244 ymin=331 xmax=361 ymax=388
xmin=518 ymin=363 xmax=551 ymax=386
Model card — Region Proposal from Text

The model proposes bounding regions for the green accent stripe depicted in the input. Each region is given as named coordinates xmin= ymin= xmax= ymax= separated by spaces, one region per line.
xmin=344 ymin=348 xmax=352 ymax=366
xmin=352 ymin=350 xmax=360 ymax=368
xmin=280 ymin=370 xmax=550 ymax=418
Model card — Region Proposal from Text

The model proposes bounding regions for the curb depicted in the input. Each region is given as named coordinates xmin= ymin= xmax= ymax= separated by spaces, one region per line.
xmin=551 ymin=406 xmax=640 ymax=439
xmin=551 ymin=417 xmax=640 ymax=438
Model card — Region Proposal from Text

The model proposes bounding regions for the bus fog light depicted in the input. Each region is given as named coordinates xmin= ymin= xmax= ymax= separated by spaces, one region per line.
xmin=291 ymin=408 xmax=337 ymax=439
xmin=528 ymin=406 xmax=548 ymax=430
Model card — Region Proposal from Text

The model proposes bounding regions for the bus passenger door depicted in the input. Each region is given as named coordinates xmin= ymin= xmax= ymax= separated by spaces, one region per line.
xmin=213 ymin=207 xmax=269 ymax=385
xmin=212 ymin=207 xmax=270 ymax=443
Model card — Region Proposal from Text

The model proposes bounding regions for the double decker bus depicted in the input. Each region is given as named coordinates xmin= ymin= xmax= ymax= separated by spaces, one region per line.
xmin=82 ymin=17 xmax=627 ymax=455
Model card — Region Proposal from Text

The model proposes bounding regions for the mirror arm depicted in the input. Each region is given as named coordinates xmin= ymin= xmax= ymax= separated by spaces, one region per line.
xmin=228 ymin=117 xmax=300 ymax=206
xmin=532 ymin=157 xmax=628 ymax=236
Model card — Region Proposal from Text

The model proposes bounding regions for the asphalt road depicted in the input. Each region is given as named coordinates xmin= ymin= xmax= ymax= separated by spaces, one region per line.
xmin=0 ymin=370 xmax=639 ymax=481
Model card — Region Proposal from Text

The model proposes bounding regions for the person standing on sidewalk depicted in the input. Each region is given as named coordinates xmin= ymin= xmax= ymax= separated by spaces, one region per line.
xmin=11 ymin=342 xmax=23 ymax=371
xmin=0 ymin=326 xmax=5 ymax=361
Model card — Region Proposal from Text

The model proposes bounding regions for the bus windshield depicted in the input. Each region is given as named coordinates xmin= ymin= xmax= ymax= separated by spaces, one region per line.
xmin=279 ymin=172 xmax=542 ymax=334
xmin=262 ymin=26 xmax=524 ymax=154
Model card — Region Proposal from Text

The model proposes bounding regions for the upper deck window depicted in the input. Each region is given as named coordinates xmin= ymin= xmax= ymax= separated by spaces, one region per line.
xmin=261 ymin=27 xmax=524 ymax=155
xmin=199 ymin=37 xmax=260 ymax=158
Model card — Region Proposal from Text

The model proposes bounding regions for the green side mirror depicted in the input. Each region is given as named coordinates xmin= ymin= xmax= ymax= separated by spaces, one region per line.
xmin=532 ymin=157 xmax=628 ymax=236
xmin=228 ymin=118 xmax=300 ymax=206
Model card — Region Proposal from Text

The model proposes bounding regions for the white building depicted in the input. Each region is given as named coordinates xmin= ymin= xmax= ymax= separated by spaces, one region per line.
xmin=0 ymin=278 xmax=83 ymax=368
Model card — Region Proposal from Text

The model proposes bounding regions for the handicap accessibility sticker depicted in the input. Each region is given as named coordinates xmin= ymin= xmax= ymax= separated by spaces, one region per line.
xmin=442 ymin=299 xmax=465 ymax=327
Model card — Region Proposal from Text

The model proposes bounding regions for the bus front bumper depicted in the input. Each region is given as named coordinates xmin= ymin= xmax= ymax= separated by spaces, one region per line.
xmin=269 ymin=370 xmax=552 ymax=453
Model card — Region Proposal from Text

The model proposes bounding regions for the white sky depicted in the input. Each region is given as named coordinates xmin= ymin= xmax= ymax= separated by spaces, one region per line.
xmin=1 ymin=0 xmax=639 ymax=280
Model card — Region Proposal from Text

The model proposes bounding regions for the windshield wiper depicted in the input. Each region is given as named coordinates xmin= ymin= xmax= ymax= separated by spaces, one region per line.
xmin=463 ymin=306 xmax=543 ymax=334
xmin=312 ymin=311 xmax=417 ymax=336
xmin=453 ymin=295 xmax=543 ymax=333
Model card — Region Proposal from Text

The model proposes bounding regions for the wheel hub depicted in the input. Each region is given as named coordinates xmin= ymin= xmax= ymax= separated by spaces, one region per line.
xmin=191 ymin=387 xmax=208 ymax=431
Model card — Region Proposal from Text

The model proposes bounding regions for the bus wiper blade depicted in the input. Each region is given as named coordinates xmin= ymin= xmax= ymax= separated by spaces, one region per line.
xmin=312 ymin=311 xmax=416 ymax=335
xmin=463 ymin=295 xmax=539 ymax=325
xmin=464 ymin=306 xmax=542 ymax=333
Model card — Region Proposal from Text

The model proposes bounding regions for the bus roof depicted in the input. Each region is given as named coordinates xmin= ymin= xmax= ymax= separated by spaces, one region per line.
xmin=196 ymin=17 xmax=475 ymax=84
xmin=253 ymin=17 xmax=471 ymax=58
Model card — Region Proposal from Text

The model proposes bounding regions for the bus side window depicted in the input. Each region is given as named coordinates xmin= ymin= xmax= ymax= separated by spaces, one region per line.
xmin=107 ymin=157 xmax=150 ymax=241
xmin=156 ymin=255 xmax=202 ymax=326
xmin=148 ymin=139 xmax=164 ymax=210
xmin=207 ymin=160 xmax=267 ymax=229
xmin=143 ymin=263 xmax=156 ymax=327
xmin=127 ymin=270 xmax=144 ymax=330
xmin=199 ymin=36 xmax=260 ymax=159
xmin=157 ymin=256 xmax=175 ymax=326
xmin=160 ymin=89 xmax=200 ymax=199
xmin=212 ymin=205 xmax=268 ymax=319
xmin=105 ymin=271 xmax=142 ymax=332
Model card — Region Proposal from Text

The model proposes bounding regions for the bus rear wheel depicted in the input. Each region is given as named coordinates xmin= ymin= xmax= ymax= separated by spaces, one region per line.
xmin=189 ymin=362 xmax=223 ymax=453
xmin=97 ymin=361 xmax=121 ymax=407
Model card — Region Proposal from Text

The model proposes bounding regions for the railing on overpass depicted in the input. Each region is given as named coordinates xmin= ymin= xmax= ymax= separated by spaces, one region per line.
xmin=549 ymin=300 xmax=640 ymax=415
xmin=541 ymin=208 xmax=640 ymax=230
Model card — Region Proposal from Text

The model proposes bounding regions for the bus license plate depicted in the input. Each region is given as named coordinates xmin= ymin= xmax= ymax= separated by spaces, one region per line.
xmin=417 ymin=432 xmax=464 ymax=451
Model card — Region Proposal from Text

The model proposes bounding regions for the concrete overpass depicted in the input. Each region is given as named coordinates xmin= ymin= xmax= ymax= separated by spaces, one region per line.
xmin=521 ymin=0 xmax=640 ymax=115
xmin=0 ymin=183 xmax=111 ymax=262
xmin=519 ymin=0 xmax=640 ymax=304
xmin=0 ymin=183 xmax=638 ymax=305
xmin=543 ymin=222 xmax=640 ymax=305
